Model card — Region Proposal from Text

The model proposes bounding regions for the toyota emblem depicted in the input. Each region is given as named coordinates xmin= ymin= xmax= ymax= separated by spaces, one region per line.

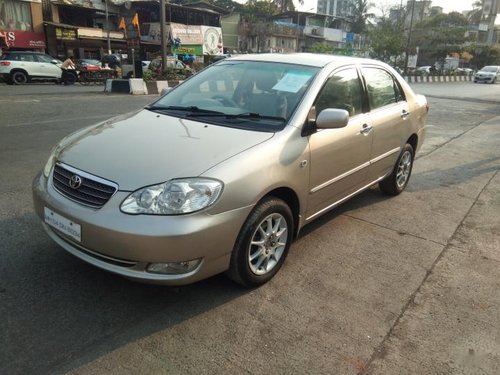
xmin=69 ymin=175 xmax=82 ymax=189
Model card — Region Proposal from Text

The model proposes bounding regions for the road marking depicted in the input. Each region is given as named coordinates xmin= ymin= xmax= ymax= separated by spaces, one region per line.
xmin=0 ymin=99 xmax=41 ymax=103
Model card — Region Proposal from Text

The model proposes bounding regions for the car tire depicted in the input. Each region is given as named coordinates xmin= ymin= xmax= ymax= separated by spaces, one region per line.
xmin=379 ymin=143 xmax=414 ymax=196
xmin=227 ymin=196 xmax=293 ymax=287
xmin=11 ymin=71 xmax=28 ymax=85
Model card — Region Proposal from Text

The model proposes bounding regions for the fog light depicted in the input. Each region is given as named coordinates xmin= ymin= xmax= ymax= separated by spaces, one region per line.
xmin=146 ymin=258 xmax=202 ymax=275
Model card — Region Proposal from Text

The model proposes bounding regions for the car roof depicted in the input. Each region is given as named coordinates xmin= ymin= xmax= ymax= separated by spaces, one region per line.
xmin=226 ymin=53 xmax=386 ymax=68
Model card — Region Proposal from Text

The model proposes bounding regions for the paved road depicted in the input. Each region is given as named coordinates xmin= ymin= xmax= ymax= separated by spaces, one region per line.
xmin=0 ymin=82 xmax=499 ymax=374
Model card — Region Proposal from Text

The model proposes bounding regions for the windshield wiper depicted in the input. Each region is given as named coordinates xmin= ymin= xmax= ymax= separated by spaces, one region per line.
xmin=187 ymin=111 xmax=286 ymax=122
xmin=146 ymin=105 xmax=225 ymax=115
xmin=227 ymin=112 xmax=286 ymax=122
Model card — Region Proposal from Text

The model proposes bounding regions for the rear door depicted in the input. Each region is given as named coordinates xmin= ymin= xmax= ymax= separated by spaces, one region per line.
xmin=361 ymin=66 xmax=408 ymax=181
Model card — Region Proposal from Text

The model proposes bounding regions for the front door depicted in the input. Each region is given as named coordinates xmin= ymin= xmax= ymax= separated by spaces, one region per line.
xmin=306 ymin=67 xmax=373 ymax=220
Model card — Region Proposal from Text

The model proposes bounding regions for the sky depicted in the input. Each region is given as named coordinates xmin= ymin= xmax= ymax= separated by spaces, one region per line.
xmin=297 ymin=0 xmax=477 ymax=14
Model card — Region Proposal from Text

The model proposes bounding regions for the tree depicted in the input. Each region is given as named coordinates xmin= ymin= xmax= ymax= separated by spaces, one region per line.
xmin=350 ymin=0 xmax=374 ymax=34
xmin=411 ymin=12 xmax=470 ymax=63
xmin=368 ymin=17 xmax=406 ymax=65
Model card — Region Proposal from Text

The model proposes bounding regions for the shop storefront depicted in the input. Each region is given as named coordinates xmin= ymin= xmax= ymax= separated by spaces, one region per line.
xmin=44 ymin=22 xmax=126 ymax=60
xmin=0 ymin=29 xmax=46 ymax=53
xmin=0 ymin=0 xmax=45 ymax=54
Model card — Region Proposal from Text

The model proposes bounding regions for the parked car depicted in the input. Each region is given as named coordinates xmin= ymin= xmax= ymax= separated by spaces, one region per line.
xmin=33 ymin=53 xmax=428 ymax=287
xmin=0 ymin=51 xmax=62 ymax=84
xmin=148 ymin=57 xmax=191 ymax=72
xmin=415 ymin=66 xmax=431 ymax=75
xmin=473 ymin=65 xmax=500 ymax=83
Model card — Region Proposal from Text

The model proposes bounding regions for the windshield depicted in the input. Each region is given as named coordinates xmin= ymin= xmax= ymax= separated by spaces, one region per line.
xmin=150 ymin=60 xmax=319 ymax=132
xmin=481 ymin=66 xmax=499 ymax=72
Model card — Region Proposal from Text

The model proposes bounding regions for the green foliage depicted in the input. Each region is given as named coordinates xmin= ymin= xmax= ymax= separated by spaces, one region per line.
xmin=142 ymin=69 xmax=155 ymax=82
xmin=242 ymin=1 xmax=280 ymax=19
xmin=143 ymin=67 xmax=193 ymax=82
xmin=308 ymin=42 xmax=334 ymax=54
xmin=411 ymin=12 xmax=470 ymax=62
xmin=350 ymin=0 xmax=374 ymax=34
xmin=368 ymin=18 xmax=406 ymax=63
xmin=467 ymin=45 xmax=500 ymax=67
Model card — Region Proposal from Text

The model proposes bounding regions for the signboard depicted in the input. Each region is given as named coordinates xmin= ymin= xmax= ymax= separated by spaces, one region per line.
xmin=172 ymin=45 xmax=203 ymax=55
xmin=200 ymin=26 xmax=223 ymax=55
xmin=56 ymin=28 xmax=77 ymax=41
xmin=170 ymin=23 xmax=203 ymax=45
xmin=0 ymin=30 xmax=46 ymax=48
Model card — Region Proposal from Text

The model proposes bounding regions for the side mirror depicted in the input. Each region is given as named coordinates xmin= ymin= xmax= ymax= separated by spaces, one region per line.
xmin=316 ymin=108 xmax=349 ymax=129
xmin=51 ymin=60 xmax=59 ymax=64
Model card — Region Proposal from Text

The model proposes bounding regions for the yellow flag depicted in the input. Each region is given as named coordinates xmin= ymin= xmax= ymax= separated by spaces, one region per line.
xmin=131 ymin=13 xmax=140 ymax=36
xmin=118 ymin=17 xmax=126 ymax=30
xmin=132 ymin=13 xmax=139 ymax=28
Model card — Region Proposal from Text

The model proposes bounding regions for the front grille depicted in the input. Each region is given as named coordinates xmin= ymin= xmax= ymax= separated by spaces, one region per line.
xmin=52 ymin=163 xmax=118 ymax=208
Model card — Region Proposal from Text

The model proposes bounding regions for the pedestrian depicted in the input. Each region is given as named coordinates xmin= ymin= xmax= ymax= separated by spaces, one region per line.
xmin=61 ymin=55 xmax=76 ymax=85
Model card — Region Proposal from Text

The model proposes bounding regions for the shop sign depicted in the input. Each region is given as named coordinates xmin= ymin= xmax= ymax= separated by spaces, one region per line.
xmin=0 ymin=30 xmax=46 ymax=48
xmin=201 ymin=26 xmax=223 ymax=55
xmin=170 ymin=23 xmax=203 ymax=45
xmin=172 ymin=45 xmax=203 ymax=55
xmin=56 ymin=28 xmax=77 ymax=41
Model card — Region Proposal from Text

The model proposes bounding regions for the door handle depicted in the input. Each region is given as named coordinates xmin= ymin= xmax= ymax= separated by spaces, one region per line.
xmin=360 ymin=124 xmax=373 ymax=135
xmin=401 ymin=110 xmax=411 ymax=119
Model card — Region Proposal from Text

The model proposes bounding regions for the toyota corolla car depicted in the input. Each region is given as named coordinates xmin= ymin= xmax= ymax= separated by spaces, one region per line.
xmin=33 ymin=54 xmax=428 ymax=287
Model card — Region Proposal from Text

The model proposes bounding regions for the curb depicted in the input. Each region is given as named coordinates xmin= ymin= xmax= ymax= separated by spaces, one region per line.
xmin=104 ymin=79 xmax=183 ymax=95
xmin=404 ymin=75 xmax=473 ymax=83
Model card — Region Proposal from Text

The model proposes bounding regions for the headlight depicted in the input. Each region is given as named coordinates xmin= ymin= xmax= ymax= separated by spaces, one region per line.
xmin=120 ymin=178 xmax=223 ymax=215
xmin=43 ymin=144 xmax=63 ymax=178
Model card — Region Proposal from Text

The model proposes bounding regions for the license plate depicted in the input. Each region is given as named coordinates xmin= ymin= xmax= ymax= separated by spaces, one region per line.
xmin=44 ymin=207 xmax=81 ymax=242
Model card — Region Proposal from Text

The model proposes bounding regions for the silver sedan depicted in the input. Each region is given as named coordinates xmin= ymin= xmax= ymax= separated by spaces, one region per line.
xmin=33 ymin=53 xmax=428 ymax=286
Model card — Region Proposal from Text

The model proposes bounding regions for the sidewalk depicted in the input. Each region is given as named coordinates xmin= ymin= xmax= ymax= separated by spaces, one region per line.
xmin=366 ymin=115 xmax=500 ymax=374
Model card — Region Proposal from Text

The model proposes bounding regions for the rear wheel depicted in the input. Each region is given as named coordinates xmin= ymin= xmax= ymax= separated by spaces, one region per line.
xmin=379 ymin=143 xmax=414 ymax=196
xmin=227 ymin=197 xmax=293 ymax=287
xmin=11 ymin=71 xmax=28 ymax=85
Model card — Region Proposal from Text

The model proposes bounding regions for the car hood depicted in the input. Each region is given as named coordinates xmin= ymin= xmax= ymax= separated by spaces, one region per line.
xmin=476 ymin=70 xmax=495 ymax=75
xmin=57 ymin=109 xmax=274 ymax=191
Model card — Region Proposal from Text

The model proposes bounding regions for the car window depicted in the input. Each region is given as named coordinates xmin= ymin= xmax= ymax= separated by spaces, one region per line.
xmin=314 ymin=67 xmax=363 ymax=117
xmin=35 ymin=54 xmax=54 ymax=63
xmin=9 ymin=53 xmax=35 ymax=62
xmin=362 ymin=67 xmax=401 ymax=110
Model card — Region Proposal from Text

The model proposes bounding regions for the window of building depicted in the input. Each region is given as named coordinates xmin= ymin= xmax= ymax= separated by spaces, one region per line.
xmin=0 ymin=0 xmax=33 ymax=31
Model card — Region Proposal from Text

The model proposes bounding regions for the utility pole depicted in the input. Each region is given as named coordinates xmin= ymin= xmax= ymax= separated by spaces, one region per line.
xmin=404 ymin=0 xmax=416 ymax=75
xmin=160 ymin=0 xmax=167 ymax=72
xmin=105 ymin=0 xmax=111 ymax=54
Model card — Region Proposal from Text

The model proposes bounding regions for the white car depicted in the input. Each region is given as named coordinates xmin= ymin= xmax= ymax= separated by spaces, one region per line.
xmin=473 ymin=66 xmax=500 ymax=83
xmin=0 ymin=51 xmax=62 ymax=84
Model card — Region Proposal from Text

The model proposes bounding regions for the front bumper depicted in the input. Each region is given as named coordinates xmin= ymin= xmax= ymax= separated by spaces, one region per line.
xmin=474 ymin=75 xmax=495 ymax=83
xmin=33 ymin=172 xmax=252 ymax=285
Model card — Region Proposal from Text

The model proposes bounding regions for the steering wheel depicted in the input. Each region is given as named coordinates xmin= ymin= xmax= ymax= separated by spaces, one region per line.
xmin=212 ymin=95 xmax=239 ymax=107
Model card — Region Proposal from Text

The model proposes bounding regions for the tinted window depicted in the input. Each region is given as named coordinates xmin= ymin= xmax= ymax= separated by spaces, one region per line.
xmin=363 ymin=67 xmax=400 ymax=110
xmin=36 ymin=54 xmax=54 ymax=63
xmin=314 ymin=67 xmax=363 ymax=117
xmin=11 ymin=53 xmax=35 ymax=62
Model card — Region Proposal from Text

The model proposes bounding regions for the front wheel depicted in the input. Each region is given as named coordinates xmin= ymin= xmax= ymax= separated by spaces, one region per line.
xmin=227 ymin=197 xmax=293 ymax=287
xmin=379 ymin=143 xmax=414 ymax=195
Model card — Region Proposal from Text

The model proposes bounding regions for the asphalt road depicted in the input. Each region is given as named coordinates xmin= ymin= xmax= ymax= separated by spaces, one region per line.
xmin=1 ymin=81 xmax=499 ymax=374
